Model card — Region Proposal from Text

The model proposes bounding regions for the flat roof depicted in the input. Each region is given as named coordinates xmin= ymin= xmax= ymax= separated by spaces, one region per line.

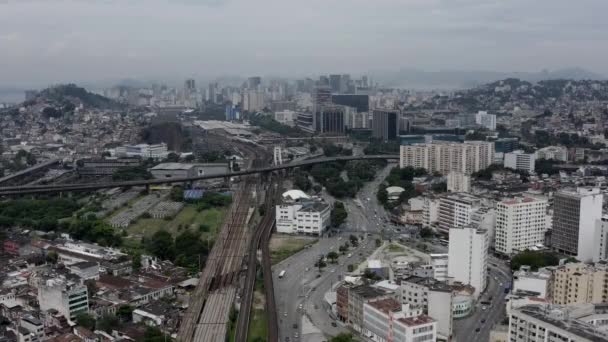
xmin=150 ymin=163 xmax=195 ymax=170
xmin=367 ymin=298 xmax=401 ymax=314
xmin=397 ymin=315 xmax=435 ymax=327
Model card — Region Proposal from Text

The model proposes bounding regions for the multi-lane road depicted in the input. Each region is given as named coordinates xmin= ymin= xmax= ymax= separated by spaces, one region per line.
xmin=272 ymin=162 xmax=513 ymax=342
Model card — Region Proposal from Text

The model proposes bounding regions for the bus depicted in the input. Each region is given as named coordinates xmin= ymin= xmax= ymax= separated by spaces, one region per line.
xmin=278 ymin=270 xmax=286 ymax=279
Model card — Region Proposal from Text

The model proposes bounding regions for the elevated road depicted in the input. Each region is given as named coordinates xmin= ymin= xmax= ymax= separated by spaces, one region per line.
xmin=0 ymin=155 xmax=399 ymax=195
xmin=0 ymin=159 xmax=61 ymax=185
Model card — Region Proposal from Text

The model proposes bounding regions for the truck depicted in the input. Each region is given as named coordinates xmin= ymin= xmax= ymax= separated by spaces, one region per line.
xmin=278 ymin=270 xmax=286 ymax=279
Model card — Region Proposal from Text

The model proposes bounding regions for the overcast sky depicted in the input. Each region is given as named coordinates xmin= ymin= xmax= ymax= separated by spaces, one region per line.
xmin=1 ymin=0 xmax=607 ymax=87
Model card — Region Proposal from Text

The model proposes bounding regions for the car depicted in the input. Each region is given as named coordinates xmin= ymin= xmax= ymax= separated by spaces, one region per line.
xmin=284 ymin=312 xmax=288 ymax=317
xmin=316 ymin=274 xmax=321 ymax=278
xmin=293 ymin=323 xmax=298 ymax=329
xmin=489 ymin=296 xmax=493 ymax=301
xmin=475 ymin=328 xmax=480 ymax=332
xmin=331 ymin=322 xmax=337 ymax=327
xmin=294 ymin=332 xmax=299 ymax=338
xmin=285 ymin=338 xmax=290 ymax=342
xmin=482 ymin=306 xmax=487 ymax=310
xmin=481 ymin=319 xmax=486 ymax=323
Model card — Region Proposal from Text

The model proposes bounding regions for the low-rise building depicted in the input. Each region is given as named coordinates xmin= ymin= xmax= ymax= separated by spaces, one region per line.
xmin=275 ymin=190 xmax=331 ymax=236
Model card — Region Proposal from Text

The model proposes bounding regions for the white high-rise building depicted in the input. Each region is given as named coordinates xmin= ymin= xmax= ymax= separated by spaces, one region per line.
xmin=399 ymin=141 xmax=494 ymax=175
xmin=422 ymin=197 xmax=440 ymax=228
xmin=448 ymin=226 xmax=488 ymax=297
xmin=552 ymin=188 xmax=603 ymax=262
xmin=475 ymin=111 xmax=497 ymax=130
xmin=504 ymin=150 xmax=536 ymax=173
xmin=592 ymin=216 xmax=608 ymax=262
xmin=437 ymin=193 xmax=481 ymax=235
xmin=447 ymin=171 xmax=471 ymax=193
xmin=242 ymin=90 xmax=265 ymax=112
xmin=38 ymin=278 xmax=88 ymax=320
xmin=495 ymin=197 xmax=548 ymax=255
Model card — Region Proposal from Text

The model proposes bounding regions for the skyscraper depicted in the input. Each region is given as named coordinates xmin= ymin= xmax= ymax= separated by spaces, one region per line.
xmin=314 ymin=106 xmax=346 ymax=134
xmin=372 ymin=109 xmax=399 ymax=141
xmin=552 ymin=188 xmax=603 ymax=262
xmin=448 ymin=225 xmax=488 ymax=297
xmin=495 ymin=197 xmax=548 ymax=255
xmin=329 ymin=74 xmax=342 ymax=93
xmin=247 ymin=76 xmax=261 ymax=89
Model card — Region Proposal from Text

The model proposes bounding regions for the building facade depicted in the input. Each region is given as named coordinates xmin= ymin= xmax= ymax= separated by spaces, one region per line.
xmin=495 ymin=197 xmax=548 ymax=255
xmin=437 ymin=193 xmax=481 ymax=235
xmin=504 ymin=151 xmax=536 ymax=173
xmin=448 ymin=226 xmax=488 ymax=297
xmin=551 ymin=188 xmax=603 ymax=262
xmin=447 ymin=171 xmax=471 ymax=193
xmin=372 ymin=109 xmax=400 ymax=141
xmin=38 ymin=278 xmax=89 ymax=320
xmin=399 ymin=141 xmax=495 ymax=175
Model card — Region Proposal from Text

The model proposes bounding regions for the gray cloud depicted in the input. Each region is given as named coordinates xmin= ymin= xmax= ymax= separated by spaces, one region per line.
xmin=0 ymin=0 xmax=607 ymax=87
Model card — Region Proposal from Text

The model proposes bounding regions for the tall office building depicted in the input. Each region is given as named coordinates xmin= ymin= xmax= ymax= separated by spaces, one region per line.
xmin=313 ymin=86 xmax=332 ymax=107
xmin=399 ymin=141 xmax=495 ymax=175
xmin=448 ymin=225 xmax=488 ymax=297
xmin=372 ymin=109 xmax=400 ymax=141
xmin=314 ymin=106 xmax=346 ymax=134
xmin=184 ymin=79 xmax=196 ymax=92
xmin=207 ymin=82 xmax=217 ymax=103
xmin=495 ymin=197 xmax=548 ymax=255
xmin=593 ymin=216 xmax=608 ymax=263
xmin=242 ymin=90 xmax=265 ymax=112
xmin=329 ymin=74 xmax=342 ymax=93
xmin=331 ymin=94 xmax=369 ymax=112
xmin=552 ymin=188 xmax=603 ymax=262
xmin=247 ymin=76 xmax=261 ymax=89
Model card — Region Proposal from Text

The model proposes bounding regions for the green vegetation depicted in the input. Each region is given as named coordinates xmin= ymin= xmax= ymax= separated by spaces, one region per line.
xmin=331 ymin=333 xmax=355 ymax=342
xmin=307 ymin=159 xmax=383 ymax=198
xmin=62 ymin=217 xmax=123 ymax=247
xmin=0 ymin=198 xmax=80 ymax=230
xmin=1 ymin=149 xmax=37 ymax=172
xmin=525 ymin=130 xmax=604 ymax=149
xmin=322 ymin=143 xmax=352 ymax=157
xmin=377 ymin=166 xmax=427 ymax=209
xmin=386 ymin=244 xmax=405 ymax=253
xmin=363 ymin=140 xmax=399 ymax=155
xmin=112 ymin=166 xmax=152 ymax=181
xmin=331 ymin=201 xmax=348 ymax=227
xmin=535 ymin=159 xmax=562 ymax=175
xmin=510 ymin=250 xmax=561 ymax=271
xmin=249 ymin=113 xmax=303 ymax=136
xmin=143 ymin=228 xmax=210 ymax=272
xmin=38 ymin=84 xmax=122 ymax=109
xmin=140 ymin=326 xmax=172 ymax=342
xmin=128 ymin=206 xmax=225 ymax=239
xmin=269 ymin=237 xmax=316 ymax=264
xmin=420 ymin=227 xmax=434 ymax=238
xmin=75 ymin=313 xmax=96 ymax=330
xmin=292 ymin=170 xmax=312 ymax=192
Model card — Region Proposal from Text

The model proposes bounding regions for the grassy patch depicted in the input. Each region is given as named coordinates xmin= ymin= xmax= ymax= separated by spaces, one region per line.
xmin=386 ymin=243 xmax=405 ymax=253
xmin=247 ymin=309 xmax=268 ymax=342
xmin=269 ymin=236 xmax=317 ymax=264
xmin=126 ymin=205 xmax=226 ymax=239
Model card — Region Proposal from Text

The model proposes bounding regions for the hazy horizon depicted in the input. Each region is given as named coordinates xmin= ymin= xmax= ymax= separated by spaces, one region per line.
xmin=1 ymin=0 xmax=607 ymax=89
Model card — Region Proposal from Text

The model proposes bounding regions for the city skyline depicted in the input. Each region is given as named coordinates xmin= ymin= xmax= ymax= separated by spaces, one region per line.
xmin=1 ymin=0 xmax=608 ymax=88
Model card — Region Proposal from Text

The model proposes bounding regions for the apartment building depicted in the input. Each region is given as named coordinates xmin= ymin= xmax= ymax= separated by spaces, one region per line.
xmin=448 ymin=226 xmax=488 ymax=297
xmin=552 ymin=188 xmax=603 ymax=262
xmin=447 ymin=171 xmax=471 ymax=193
xmin=508 ymin=304 xmax=608 ymax=342
xmin=437 ymin=193 xmax=481 ymax=235
xmin=551 ymin=262 xmax=608 ymax=305
xmin=38 ymin=278 xmax=89 ymax=320
xmin=399 ymin=141 xmax=494 ymax=175
xmin=495 ymin=197 xmax=548 ymax=255
xmin=504 ymin=151 xmax=536 ymax=173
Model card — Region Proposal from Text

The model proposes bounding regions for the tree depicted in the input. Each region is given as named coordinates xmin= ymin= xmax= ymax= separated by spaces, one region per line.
xmin=96 ymin=315 xmax=120 ymax=333
xmin=75 ymin=313 xmax=96 ymax=330
xmin=312 ymin=184 xmax=322 ymax=193
xmin=327 ymin=251 xmax=339 ymax=263
xmin=420 ymin=227 xmax=433 ymax=238
xmin=141 ymin=326 xmax=171 ymax=342
xmin=170 ymin=186 xmax=184 ymax=202
xmin=349 ymin=234 xmax=358 ymax=246
xmin=315 ymin=255 xmax=326 ymax=271
xmin=116 ymin=305 xmax=134 ymax=322
xmin=431 ymin=182 xmax=447 ymax=193
xmin=375 ymin=238 xmax=382 ymax=247
xmin=46 ymin=250 xmax=58 ymax=264
xmin=331 ymin=201 xmax=348 ymax=227
xmin=338 ymin=245 xmax=348 ymax=254
xmin=331 ymin=333 xmax=355 ymax=342
xmin=131 ymin=252 xmax=142 ymax=271
xmin=146 ymin=230 xmax=175 ymax=261
xmin=511 ymin=250 xmax=560 ymax=271
xmin=347 ymin=264 xmax=355 ymax=272
xmin=166 ymin=152 xmax=180 ymax=162
xmin=84 ymin=279 xmax=97 ymax=298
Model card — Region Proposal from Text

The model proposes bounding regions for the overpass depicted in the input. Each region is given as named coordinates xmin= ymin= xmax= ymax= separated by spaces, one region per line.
xmin=0 ymin=159 xmax=61 ymax=185
xmin=0 ymin=155 xmax=399 ymax=195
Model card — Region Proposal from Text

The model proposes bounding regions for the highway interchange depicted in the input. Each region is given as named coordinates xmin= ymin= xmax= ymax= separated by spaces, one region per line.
xmin=272 ymin=163 xmax=513 ymax=342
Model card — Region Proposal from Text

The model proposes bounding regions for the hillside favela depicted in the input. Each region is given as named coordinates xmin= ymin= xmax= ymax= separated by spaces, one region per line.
xmin=2 ymin=1 xmax=608 ymax=342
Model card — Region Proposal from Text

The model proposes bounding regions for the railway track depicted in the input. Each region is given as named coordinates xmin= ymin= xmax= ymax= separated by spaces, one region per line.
xmin=177 ymin=145 xmax=272 ymax=342
xmin=235 ymin=180 xmax=279 ymax=342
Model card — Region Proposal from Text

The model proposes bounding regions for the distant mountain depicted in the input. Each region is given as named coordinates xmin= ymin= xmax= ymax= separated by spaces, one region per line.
xmin=374 ymin=68 xmax=606 ymax=89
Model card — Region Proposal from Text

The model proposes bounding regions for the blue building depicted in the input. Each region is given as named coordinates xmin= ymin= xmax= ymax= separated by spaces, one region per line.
xmin=494 ymin=138 xmax=519 ymax=153
xmin=225 ymin=105 xmax=240 ymax=121
xmin=399 ymin=135 xmax=426 ymax=145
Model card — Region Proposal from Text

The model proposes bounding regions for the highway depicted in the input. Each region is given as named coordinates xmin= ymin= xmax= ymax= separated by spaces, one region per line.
xmin=0 ymin=155 xmax=399 ymax=195
xmin=272 ymin=165 xmax=396 ymax=342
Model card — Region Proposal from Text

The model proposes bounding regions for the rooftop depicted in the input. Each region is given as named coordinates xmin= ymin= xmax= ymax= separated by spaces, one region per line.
xmin=367 ymin=298 xmax=402 ymax=314
xmin=397 ymin=315 xmax=435 ymax=327
xmin=150 ymin=163 xmax=195 ymax=171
